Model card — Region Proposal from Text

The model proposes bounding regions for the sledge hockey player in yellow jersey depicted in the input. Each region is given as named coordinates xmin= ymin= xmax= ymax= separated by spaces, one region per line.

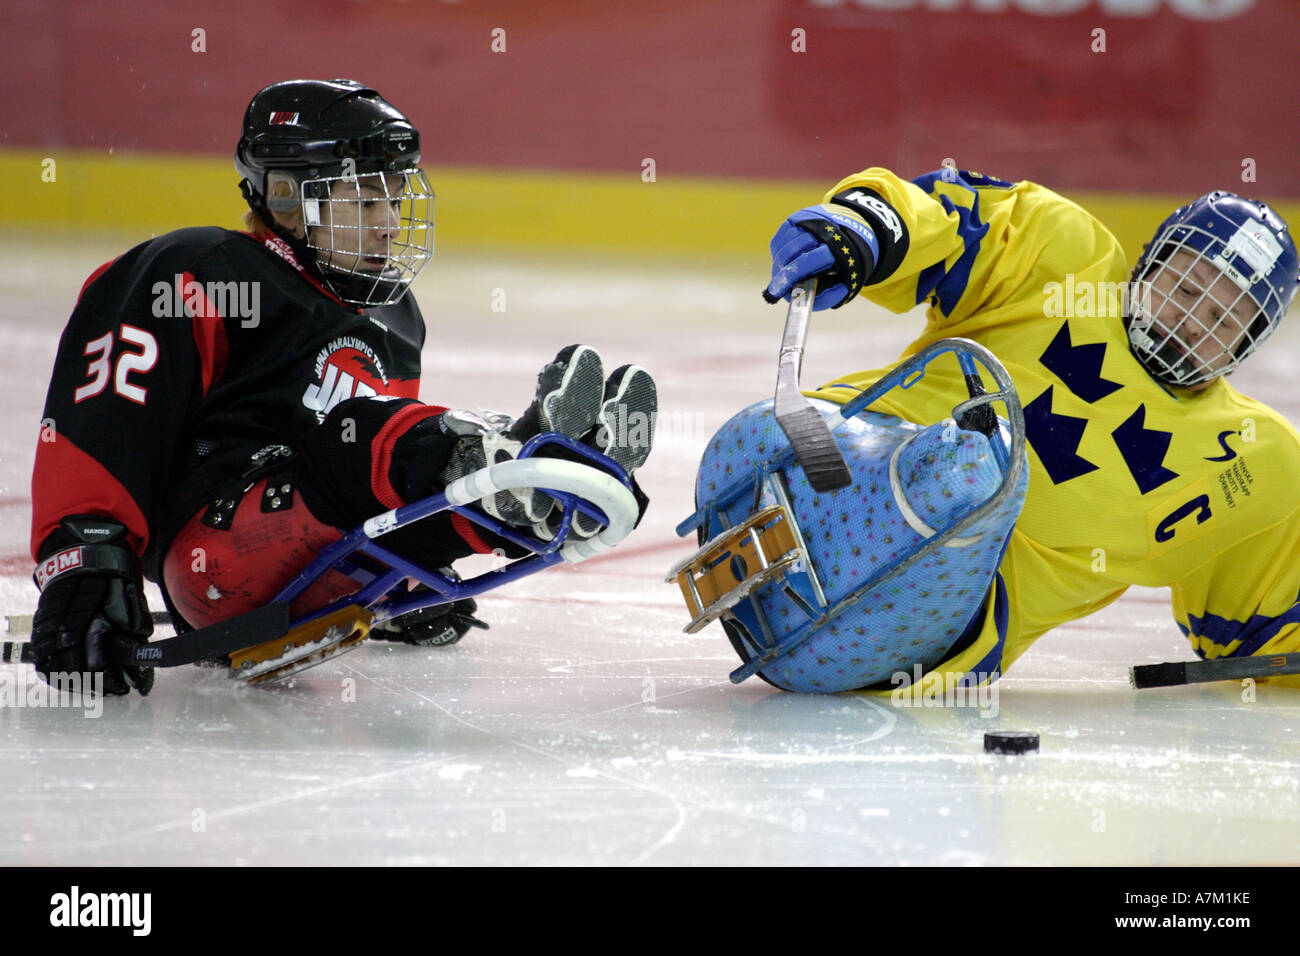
xmin=677 ymin=166 xmax=1298 ymax=694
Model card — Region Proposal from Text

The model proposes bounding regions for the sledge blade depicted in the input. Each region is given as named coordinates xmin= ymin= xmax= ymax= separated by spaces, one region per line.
xmin=229 ymin=604 xmax=374 ymax=684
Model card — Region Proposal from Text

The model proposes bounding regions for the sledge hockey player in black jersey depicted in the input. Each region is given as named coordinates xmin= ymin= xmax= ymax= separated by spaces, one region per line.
xmin=27 ymin=79 xmax=657 ymax=695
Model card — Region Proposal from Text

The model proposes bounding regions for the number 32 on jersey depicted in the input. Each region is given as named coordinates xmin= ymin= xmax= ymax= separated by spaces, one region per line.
xmin=74 ymin=325 xmax=159 ymax=406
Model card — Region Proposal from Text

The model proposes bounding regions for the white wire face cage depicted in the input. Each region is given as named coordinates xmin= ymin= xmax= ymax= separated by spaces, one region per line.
xmin=300 ymin=168 xmax=435 ymax=307
xmin=1127 ymin=223 xmax=1281 ymax=387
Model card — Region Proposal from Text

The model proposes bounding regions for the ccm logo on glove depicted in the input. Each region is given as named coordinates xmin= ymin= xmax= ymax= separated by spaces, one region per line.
xmin=34 ymin=546 xmax=84 ymax=590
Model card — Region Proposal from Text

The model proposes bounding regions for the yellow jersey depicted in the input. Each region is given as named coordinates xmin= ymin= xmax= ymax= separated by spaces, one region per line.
xmin=806 ymin=167 xmax=1300 ymax=683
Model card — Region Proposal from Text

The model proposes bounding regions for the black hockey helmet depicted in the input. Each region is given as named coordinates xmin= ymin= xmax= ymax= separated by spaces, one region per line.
xmin=235 ymin=79 xmax=434 ymax=307
xmin=236 ymin=79 xmax=420 ymax=214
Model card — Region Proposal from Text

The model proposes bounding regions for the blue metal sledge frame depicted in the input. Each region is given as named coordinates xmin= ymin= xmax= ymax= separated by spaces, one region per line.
xmin=272 ymin=434 xmax=636 ymax=635
xmin=672 ymin=338 xmax=1025 ymax=684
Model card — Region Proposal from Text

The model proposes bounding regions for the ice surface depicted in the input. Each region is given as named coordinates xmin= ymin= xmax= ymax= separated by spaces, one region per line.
xmin=1 ymin=236 xmax=1297 ymax=866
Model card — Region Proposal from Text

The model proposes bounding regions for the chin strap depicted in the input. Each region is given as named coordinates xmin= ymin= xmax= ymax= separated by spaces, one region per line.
xmin=240 ymin=178 xmax=324 ymax=272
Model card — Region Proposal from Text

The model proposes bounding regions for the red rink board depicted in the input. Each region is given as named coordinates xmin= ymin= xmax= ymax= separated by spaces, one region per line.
xmin=2 ymin=0 xmax=1293 ymax=195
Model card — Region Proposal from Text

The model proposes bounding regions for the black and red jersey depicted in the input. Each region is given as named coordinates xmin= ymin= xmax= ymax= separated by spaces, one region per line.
xmin=32 ymin=226 xmax=427 ymax=577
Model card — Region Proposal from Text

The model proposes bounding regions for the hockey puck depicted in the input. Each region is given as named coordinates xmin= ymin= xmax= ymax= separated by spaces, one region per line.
xmin=984 ymin=731 xmax=1039 ymax=755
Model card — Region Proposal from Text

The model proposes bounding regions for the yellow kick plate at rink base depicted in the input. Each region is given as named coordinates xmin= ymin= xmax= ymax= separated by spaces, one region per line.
xmin=666 ymin=505 xmax=801 ymax=634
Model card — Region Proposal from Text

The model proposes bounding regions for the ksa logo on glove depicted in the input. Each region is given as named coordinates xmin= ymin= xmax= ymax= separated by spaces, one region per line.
xmin=838 ymin=190 xmax=904 ymax=241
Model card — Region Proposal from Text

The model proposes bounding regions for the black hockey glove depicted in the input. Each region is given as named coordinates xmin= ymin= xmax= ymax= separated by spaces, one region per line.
xmin=29 ymin=517 xmax=155 ymax=697
xmin=370 ymin=587 xmax=489 ymax=648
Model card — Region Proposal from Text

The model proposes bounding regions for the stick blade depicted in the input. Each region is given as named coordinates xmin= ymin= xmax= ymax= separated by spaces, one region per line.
xmin=1129 ymin=661 xmax=1187 ymax=689
xmin=2 ymin=641 xmax=32 ymax=664
xmin=128 ymin=601 xmax=293 ymax=668
xmin=1131 ymin=652 xmax=1300 ymax=689
xmin=775 ymin=404 xmax=853 ymax=493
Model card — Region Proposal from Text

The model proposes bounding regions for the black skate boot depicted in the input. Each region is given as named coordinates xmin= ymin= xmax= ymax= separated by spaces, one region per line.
xmin=436 ymin=345 xmax=605 ymax=527
xmin=534 ymin=363 xmax=658 ymax=539
xmin=507 ymin=344 xmax=606 ymax=449
xmin=370 ymin=578 xmax=489 ymax=647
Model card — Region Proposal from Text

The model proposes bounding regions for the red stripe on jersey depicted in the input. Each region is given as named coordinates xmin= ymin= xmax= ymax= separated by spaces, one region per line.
xmin=369 ymin=403 xmax=448 ymax=509
xmin=78 ymin=258 xmax=118 ymax=301
xmin=450 ymin=513 xmax=496 ymax=555
xmin=180 ymin=272 xmax=229 ymax=396
xmin=387 ymin=375 xmax=421 ymax=400
xmin=30 ymin=432 xmax=149 ymax=561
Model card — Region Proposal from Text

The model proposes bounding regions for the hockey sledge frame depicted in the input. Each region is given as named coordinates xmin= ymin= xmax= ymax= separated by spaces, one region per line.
xmin=279 ymin=435 xmax=634 ymax=616
xmin=0 ymin=434 xmax=641 ymax=684
xmin=228 ymin=433 xmax=641 ymax=681
xmin=669 ymin=337 xmax=1026 ymax=684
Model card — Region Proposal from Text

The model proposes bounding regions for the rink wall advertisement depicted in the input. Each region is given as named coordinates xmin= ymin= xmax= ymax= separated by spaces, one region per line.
xmin=2 ymin=0 xmax=1294 ymax=259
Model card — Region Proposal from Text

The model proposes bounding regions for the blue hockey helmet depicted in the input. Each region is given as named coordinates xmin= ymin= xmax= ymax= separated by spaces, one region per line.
xmin=1126 ymin=192 xmax=1298 ymax=388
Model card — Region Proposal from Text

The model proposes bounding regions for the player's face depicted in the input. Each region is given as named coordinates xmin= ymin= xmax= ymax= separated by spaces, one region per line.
xmin=309 ymin=173 xmax=406 ymax=275
xmin=1140 ymin=248 xmax=1256 ymax=389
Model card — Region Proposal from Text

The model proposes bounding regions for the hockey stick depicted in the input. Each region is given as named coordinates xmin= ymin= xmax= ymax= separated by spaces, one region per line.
xmin=1 ymin=602 xmax=290 ymax=668
xmin=4 ymin=451 xmax=636 ymax=674
xmin=1130 ymin=652 xmax=1300 ymax=688
xmin=4 ymin=610 xmax=171 ymax=637
xmin=773 ymin=278 xmax=852 ymax=493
